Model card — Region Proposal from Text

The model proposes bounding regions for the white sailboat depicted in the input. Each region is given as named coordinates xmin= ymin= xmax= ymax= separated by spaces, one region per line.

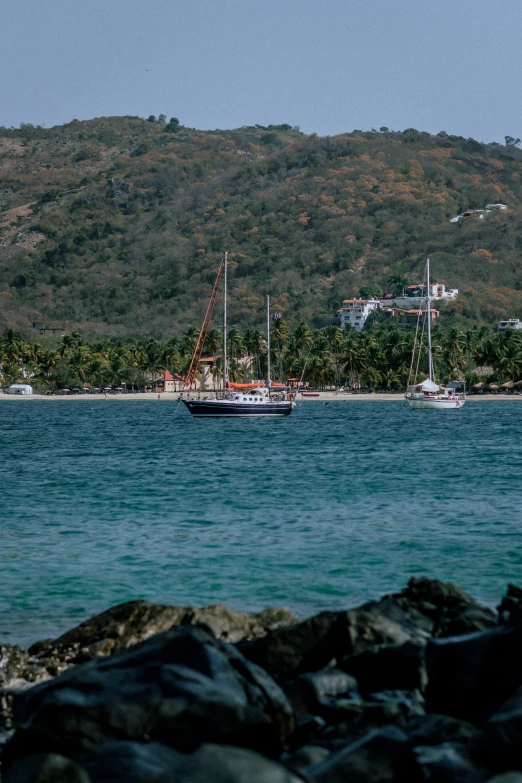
xmin=405 ymin=259 xmax=466 ymax=410
xmin=182 ymin=253 xmax=294 ymax=417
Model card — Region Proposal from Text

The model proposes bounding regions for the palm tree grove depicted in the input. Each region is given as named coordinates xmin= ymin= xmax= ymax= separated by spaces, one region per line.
xmin=3 ymin=117 xmax=522 ymax=392
xmin=2 ymin=319 xmax=522 ymax=393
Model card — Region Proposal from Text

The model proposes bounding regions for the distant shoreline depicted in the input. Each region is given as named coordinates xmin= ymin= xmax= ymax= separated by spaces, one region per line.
xmin=0 ymin=391 xmax=520 ymax=402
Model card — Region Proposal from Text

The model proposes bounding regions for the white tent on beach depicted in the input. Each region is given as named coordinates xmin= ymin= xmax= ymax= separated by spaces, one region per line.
xmin=7 ymin=384 xmax=33 ymax=395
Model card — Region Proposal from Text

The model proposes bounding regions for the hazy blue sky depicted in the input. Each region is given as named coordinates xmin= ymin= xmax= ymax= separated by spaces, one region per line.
xmin=1 ymin=0 xmax=521 ymax=142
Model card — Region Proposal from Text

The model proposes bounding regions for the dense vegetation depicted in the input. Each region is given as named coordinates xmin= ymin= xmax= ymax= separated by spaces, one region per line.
xmin=2 ymin=117 xmax=522 ymax=339
xmin=2 ymin=320 xmax=522 ymax=393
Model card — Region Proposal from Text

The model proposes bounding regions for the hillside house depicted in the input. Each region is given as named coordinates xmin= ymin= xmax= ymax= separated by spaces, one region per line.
xmin=498 ymin=319 xmax=522 ymax=331
xmin=450 ymin=203 xmax=507 ymax=222
xmin=32 ymin=322 xmax=65 ymax=337
xmin=486 ymin=203 xmax=507 ymax=211
xmin=381 ymin=283 xmax=457 ymax=308
xmin=337 ymin=299 xmax=381 ymax=331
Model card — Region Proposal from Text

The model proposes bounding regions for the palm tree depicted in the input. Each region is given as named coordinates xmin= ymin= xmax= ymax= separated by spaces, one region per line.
xmin=362 ymin=366 xmax=382 ymax=391
xmin=294 ymin=322 xmax=313 ymax=354
xmin=387 ymin=273 xmax=409 ymax=297
xmin=341 ymin=337 xmax=366 ymax=388
xmin=68 ymin=349 xmax=88 ymax=385
xmin=382 ymin=368 xmax=401 ymax=390
xmin=325 ymin=325 xmax=343 ymax=386
xmin=206 ymin=328 xmax=222 ymax=357
xmin=182 ymin=326 xmax=199 ymax=357
xmin=244 ymin=328 xmax=264 ymax=382
xmin=273 ymin=318 xmax=289 ymax=381
xmin=227 ymin=327 xmax=244 ymax=359
xmin=37 ymin=350 xmax=58 ymax=386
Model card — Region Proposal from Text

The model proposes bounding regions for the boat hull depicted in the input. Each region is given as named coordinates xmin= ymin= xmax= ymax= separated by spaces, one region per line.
xmin=406 ymin=396 xmax=466 ymax=410
xmin=182 ymin=399 xmax=293 ymax=417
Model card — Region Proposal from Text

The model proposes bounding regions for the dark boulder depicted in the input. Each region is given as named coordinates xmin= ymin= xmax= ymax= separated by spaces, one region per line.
xmin=79 ymin=741 xmax=303 ymax=783
xmin=238 ymin=611 xmax=353 ymax=682
xmin=366 ymin=690 xmax=425 ymax=721
xmin=3 ymin=625 xmax=294 ymax=772
xmin=497 ymin=584 xmax=522 ymax=625
xmin=283 ymin=668 xmax=358 ymax=716
xmin=414 ymin=744 xmax=488 ymax=783
xmin=425 ymin=623 xmax=522 ymax=724
xmin=342 ymin=641 xmax=427 ymax=695
xmin=291 ymin=714 xmax=327 ymax=750
xmin=434 ymin=606 xmax=498 ymax=639
xmin=4 ymin=753 xmax=90 ymax=783
xmin=284 ymin=744 xmax=330 ymax=771
xmin=51 ymin=599 xmax=295 ymax=652
xmin=304 ymin=725 xmax=412 ymax=782
xmin=406 ymin=713 xmax=477 ymax=747
xmin=238 ymin=578 xmax=493 ymax=684
xmin=399 ymin=578 xmax=496 ymax=637
xmin=471 ymin=685 xmax=522 ymax=772
xmin=238 ymin=605 xmax=421 ymax=682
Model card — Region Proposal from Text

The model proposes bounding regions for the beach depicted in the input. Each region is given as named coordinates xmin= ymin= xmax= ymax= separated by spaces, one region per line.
xmin=0 ymin=390 xmax=519 ymax=402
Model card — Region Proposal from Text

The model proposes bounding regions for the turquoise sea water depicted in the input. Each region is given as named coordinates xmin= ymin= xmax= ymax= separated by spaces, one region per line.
xmin=1 ymin=399 xmax=521 ymax=645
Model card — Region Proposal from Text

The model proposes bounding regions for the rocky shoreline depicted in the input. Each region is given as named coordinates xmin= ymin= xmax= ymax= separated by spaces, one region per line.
xmin=2 ymin=579 xmax=522 ymax=781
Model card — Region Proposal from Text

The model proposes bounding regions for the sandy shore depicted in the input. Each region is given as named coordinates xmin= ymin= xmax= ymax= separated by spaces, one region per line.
xmin=0 ymin=391 xmax=520 ymax=402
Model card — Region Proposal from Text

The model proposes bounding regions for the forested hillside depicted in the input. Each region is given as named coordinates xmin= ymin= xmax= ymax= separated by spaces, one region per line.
xmin=1 ymin=116 xmax=522 ymax=338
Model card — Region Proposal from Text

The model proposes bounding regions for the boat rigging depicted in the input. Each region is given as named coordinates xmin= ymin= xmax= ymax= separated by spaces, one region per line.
xmin=405 ymin=258 xmax=466 ymax=410
xmin=181 ymin=253 xmax=295 ymax=417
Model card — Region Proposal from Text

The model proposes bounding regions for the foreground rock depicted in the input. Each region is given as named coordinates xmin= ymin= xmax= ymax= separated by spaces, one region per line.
xmin=0 ymin=600 xmax=295 ymax=734
xmin=2 ymin=579 xmax=521 ymax=782
xmin=425 ymin=623 xmax=522 ymax=723
xmin=5 ymin=743 xmax=303 ymax=783
xmin=3 ymin=625 xmax=293 ymax=772
xmin=237 ymin=577 xmax=495 ymax=681
xmin=51 ymin=599 xmax=296 ymax=651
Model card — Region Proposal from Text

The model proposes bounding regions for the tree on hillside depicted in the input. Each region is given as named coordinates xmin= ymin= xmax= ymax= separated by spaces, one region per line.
xmin=165 ymin=117 xmax=180 ymax=133
xmin=387 ymin=274 xmax=408 ymax=297
xmin=359 ymin=283 xmax=384 ymax=299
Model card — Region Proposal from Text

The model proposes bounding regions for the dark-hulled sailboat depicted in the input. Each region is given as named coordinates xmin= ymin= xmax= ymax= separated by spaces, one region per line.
xmin=182 ymin=253 xmax=294 ymax=418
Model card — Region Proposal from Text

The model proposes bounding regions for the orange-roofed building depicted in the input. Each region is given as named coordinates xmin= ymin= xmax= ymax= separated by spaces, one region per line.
xmin=154 ymin=370 xmax=184 ymax=393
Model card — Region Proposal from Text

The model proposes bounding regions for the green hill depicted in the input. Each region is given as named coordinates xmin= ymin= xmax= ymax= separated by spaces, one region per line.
xmin=1 ymin=116 xmax=522 ymax=338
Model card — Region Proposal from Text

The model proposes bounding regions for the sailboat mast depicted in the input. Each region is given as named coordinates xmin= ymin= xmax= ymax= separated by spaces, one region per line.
xmin=426 ymin=258 xmax=434 ymax=381
xmin=223 ymin=252 xmax=228 ymax=394
xmin=266 ymin=294 xmax=271 ymax=396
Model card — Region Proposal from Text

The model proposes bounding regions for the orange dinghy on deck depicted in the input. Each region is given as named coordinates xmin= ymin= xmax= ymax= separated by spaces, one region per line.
xmin=227 ymin=382 xmax=286 ymax=390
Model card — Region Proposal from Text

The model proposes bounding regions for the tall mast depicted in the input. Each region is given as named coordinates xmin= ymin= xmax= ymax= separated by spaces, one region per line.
xmin=222 ymin=252 xmax=228 ymax=394
xmin=426 ymin=258 xmax=434 ymax=381
xmin=266 ymin=294 xmax=271 ymax=396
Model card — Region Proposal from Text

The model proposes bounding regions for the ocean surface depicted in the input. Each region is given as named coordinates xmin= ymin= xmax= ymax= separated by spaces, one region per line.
xmin=1 ymin=399 xmax=521 ymax=645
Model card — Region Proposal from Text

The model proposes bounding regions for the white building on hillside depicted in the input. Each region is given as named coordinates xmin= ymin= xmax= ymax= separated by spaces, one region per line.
xmin=498 ymin=319 xmax=522 ymax=331
xmin=337 ymin=299 xmax=381 ymax=331
xmin=381 ymin=282 xmax=458 ymax=308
